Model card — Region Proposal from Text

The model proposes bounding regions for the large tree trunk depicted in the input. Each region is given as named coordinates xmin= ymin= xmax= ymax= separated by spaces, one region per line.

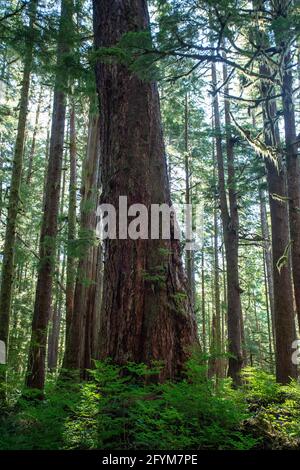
xmin=211 ymin=60 xmax=243 ymax=386
xmin=253 ymin=0 xmax=297 ymax=383
xmin=272 ymin=0 xmax=300 ymax=337
xmin=259 ymin=63 xmax=297 ymax=383
xmin=282 ymin=48 xmax=300 ymax=333
xmin=0 ymin=0 xmax=38 ymax=396
xmin=93 ymin=0 xmax=198 ymax=380
xmin=25 ymin=0 xmax=73 ymax=391
xmin=263 ymin=155 xmax=297 ymax=383
xmin=0 ymin=142 xmax=3 ymax=220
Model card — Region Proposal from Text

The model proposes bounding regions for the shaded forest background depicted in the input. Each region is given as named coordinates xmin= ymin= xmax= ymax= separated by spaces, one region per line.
xmin=0 ymin=0 xmax=300 ymax=450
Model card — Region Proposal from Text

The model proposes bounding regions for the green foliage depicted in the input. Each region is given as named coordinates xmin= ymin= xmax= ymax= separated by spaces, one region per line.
xmin=63 ymin=359 xmax=255 ymax=450
xmin=241 ymin=367 xmax=281 ymax=404
xmin=241 ymin=367 xmax=300 ymax=449
xmin=0 ymin=381 xmax=82 ymax=450
xmin=0 ymin=360 xmax=257 ymax=450
xmin=90 ymin=31 xmax=159 ymax=81
xmin=3 ymin=364 xmax=300 ymax=450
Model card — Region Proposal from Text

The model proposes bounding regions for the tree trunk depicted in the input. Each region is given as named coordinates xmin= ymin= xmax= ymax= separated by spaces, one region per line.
xmin=0 ymin=141 xmax=4 ymax=220
xmin=264 ymin=156 xmax=297 ymax=383
xmin=201 ymin=249 xmax=206 ymax=354
xmin=65 ymin=102 xmax=77 ymax=341
xmin=63 ymin=110 xmax=101 ymax=372
xmin=254 ymin=0 xmax=298 ymax=382
xmin=47 ymin=147 xmax=68 ymax=372
xmin=282 ymin=48 xmax=300 ymax=333
xmin=93 ymin=0 xmax=198 ymax=380
xmin=184 ymin=93 xmax=195 ymax=307
xmin=26 ymin=0 xmax=73 ymax=391
xmin=0 ymin=0 xmax=38 ymax=396
xmin=223 ymin=60 xmax=246 ymax=364
xmin=259 ymin=185 xmax=275 ymax=346
xmin=47 ymin=254 xmax=65 ymax=372
xmin=211 ymin=60 xmax=243 ymax=386
xmin=208 ymin=196 xmax=222 ymax=379
xmin=272 ymin=0 xmax=300 ymax=336
xmin=209 ymin=148 xmax=222 ymax=379
xmin=263 ymin=249 xmax=274 ymax=373
xmin=26 ymin=85 xmax=42 ymax=185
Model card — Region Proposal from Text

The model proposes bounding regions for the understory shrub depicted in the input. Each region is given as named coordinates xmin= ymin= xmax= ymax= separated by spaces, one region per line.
xmin=63 ymin=358 xmax=256 ymax=450
xmin=241 ymin=367 xmax=300 ymax=449
xmin=2 ymin=362 xmax=300 ymax=450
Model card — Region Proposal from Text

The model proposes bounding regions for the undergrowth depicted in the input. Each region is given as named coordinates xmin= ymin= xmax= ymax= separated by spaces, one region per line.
xmin=0 ymin=360 xmax=299 ymax=450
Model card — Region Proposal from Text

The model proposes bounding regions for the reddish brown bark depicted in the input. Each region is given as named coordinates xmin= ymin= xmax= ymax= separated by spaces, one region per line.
xmin=259 ymin=185 xmax=275 ymax=349
xmin=63 ymin=111 xmax=101 ymax=373
xmin=65 ymin=103 xmax=77 ymax=340
xmin=272 ymin=0 xmax=300 ymax=338
xmin=282 ymin=50 xmax=300 ymax=333
xmin=93 ymin=0 xmax=198 ymax=380
xmin=26 ymin=0 xmax=73 ymax=391
xmin=259 ymin=64 xmax=297 ymax=383
xmin=211 ymin=60 xmax=243 ymax=386
xmin=184 ymin=93 xmax=195 ymax=307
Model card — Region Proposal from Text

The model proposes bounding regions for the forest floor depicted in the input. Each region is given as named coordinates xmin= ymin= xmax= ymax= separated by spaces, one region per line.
xmin=0 ymin=361 xmax=300 ymax=450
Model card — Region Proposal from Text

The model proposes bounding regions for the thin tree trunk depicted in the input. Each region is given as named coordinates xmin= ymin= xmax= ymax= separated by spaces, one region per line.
xmin=263 ymin=250 xmax=274 ymax=372
xmin=209 ymin=148 xmax=222 ymax=379
xmin=184 ymin=92 xmax=195 ymax=307
xmin=48 ymin=164 xmax=67 ymax=372
xmin=211 ymin=60 xmax=243 ymax=386
xmin=26 ymin=0 xmax=73 ymax=392
xmin=93 ymin=0 xmax=198 ymax=380
xmin=209 ymin=199 xmax=222 ymax=379
xmin=48 ymin=253 xmax=65 ymax=372
xmin=223 ymin=60 xmax=246 ymax=365
xmin=65 ymin=102 xmax=77 ymax=341
xmin=259 ymin=185 xmax=275 ymax=345
xmin=201 ymin=249 xmax=206 ymax=354
xmin=26 ymin=86 xmax=43 ymax=185
xmin=253 ymin=297 xmax=262 ymax=367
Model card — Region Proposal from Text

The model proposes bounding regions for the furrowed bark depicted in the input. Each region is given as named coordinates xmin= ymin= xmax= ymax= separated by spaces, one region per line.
xmin=93 ymin=0 xmax=198 ymax=380
xmin=254 ymin=0 xmax=297 ymax=383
